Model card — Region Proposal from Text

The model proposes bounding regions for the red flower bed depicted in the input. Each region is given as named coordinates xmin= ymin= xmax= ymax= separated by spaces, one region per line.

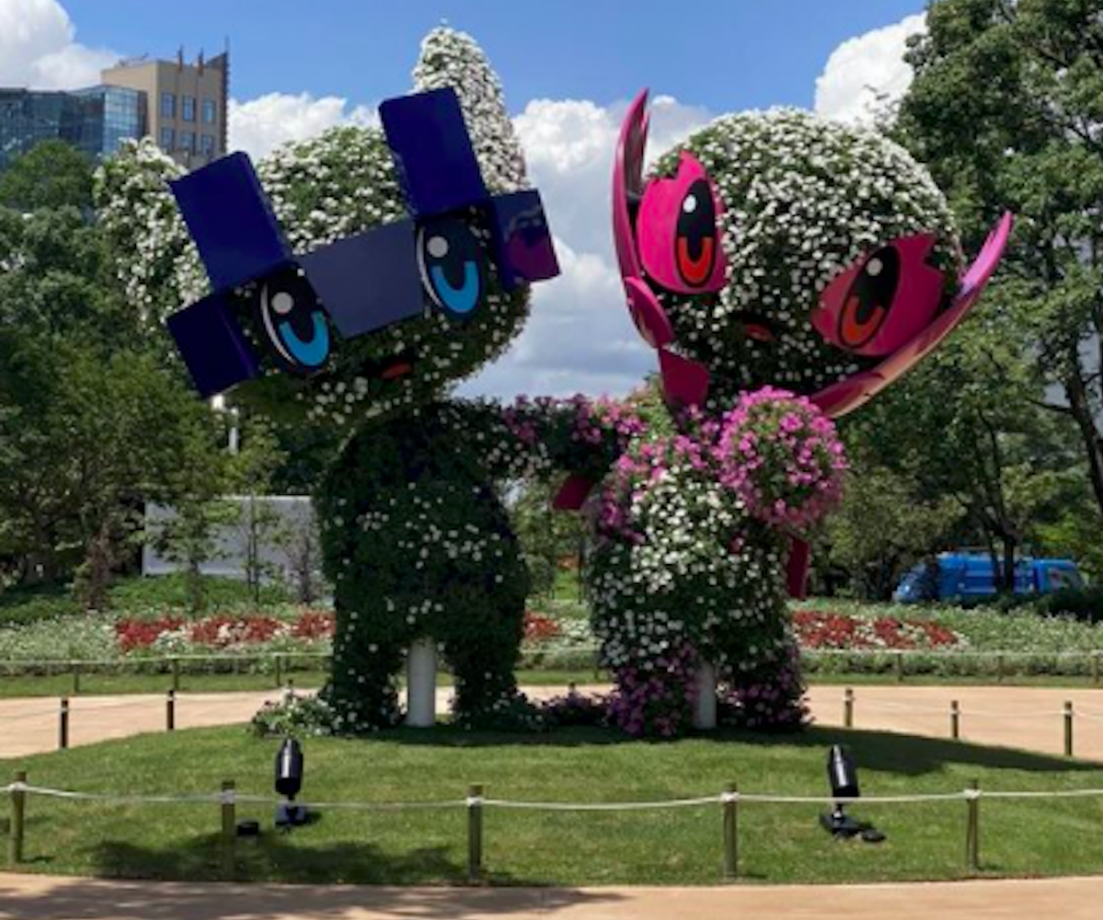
xmin=793 ymin=610 xmax=963 ymax=651
xmin=524 ymin=611 xmax=560 ymax=642
xmin=114 ymin=610 xmax=335 ymax=653
xmin=291 ymin=610 xmax=335 ymax=639
xmin=115 ymin=616 xmax=185 ymax=653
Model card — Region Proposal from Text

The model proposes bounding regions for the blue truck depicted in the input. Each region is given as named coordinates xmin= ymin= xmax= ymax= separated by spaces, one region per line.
xmin=893 ymin=553 xmax=1084 ymax=604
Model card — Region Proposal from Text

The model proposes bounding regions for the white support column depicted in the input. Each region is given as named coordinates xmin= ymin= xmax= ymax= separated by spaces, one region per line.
xmin=694 ymin=660 xmax=718 ymax=730
xmin=405 ymin=638 xmax=437 ymax=727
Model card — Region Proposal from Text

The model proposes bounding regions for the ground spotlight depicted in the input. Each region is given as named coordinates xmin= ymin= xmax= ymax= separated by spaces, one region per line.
xmin=820 ymin=744 xmax=884 ymax=843
xmin=275 ymin=737 xmax=309 ymax=828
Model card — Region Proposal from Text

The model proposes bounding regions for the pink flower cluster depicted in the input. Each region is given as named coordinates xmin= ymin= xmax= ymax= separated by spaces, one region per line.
xmin=720 ymin=641 xmax=808 ymax=730
xmin=608 ymin=642 xmax=700 ymax=737
xmin=716 ymin=387 xmax=847 ymax=533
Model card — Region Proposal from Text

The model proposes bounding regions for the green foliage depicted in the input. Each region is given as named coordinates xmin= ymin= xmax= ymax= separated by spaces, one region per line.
xmin=897 ymin=0 xmax=1103 ymax=552
xmin=107 ymin=574 xmax=289 ymax=611
xmin=823 ymin=464 xmax=962 ymax=600
xmin=0 ymin=583 xmax=79 ymax=628
xmin=315 ymin=402 xmax=533 ymax=730
xmin=508 ymin=478 xmax=583 ymax=597
xmin=0 ymin=139 xmax=93 ymax=212
xmin=1035 ymin=586 xmax=1103 ymax=623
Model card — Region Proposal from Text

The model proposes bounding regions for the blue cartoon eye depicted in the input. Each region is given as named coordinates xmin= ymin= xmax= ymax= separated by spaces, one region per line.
xmin=254 ymin=267 xmax=331 ymax=375
xmin=416 ymin=217 xmax=487 ymax=320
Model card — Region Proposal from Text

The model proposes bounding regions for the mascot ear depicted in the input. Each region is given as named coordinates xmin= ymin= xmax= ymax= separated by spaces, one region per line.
xmin=95 ymin=138 xmax=207 ymax=322
xmin=412 ymin=27 xmax=527 ymax=194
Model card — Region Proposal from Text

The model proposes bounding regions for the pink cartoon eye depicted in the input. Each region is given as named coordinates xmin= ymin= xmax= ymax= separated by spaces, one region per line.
xmin=812 ymin=234 xmax=944 ymax=357
xmin=636 ymin=152 xmax=727 ymax=294
xmin=675 ymin=180 xmax=718 ymax=287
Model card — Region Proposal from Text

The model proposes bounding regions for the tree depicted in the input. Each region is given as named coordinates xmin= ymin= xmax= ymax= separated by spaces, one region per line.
xmin=508 ymin=477 xmax=585 ymax=599
xmin=0 ymin=140 xmax=93 ymax=212
xmin=228 ymin=419 xmax=289 ymax=605
xmin=0 ymin=151 xmax=228 ymax=603
xmin=823 ymin=463 xmax=962 ymax=600
xmin=841 ymin=313 xmax=1083 ymax=592
xmin=897 ymin=0 xmax=1103 ymax=558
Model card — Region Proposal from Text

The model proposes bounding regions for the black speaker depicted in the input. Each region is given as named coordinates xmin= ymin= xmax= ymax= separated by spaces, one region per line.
xmin=275 ymin=738 xmax=304 ymax=800
xmin=827 ymin=744 xmax=859 ymax=801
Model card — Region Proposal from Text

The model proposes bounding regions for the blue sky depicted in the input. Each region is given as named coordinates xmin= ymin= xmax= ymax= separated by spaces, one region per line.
xmin=61 ymin=0 xmax=924 ymax=113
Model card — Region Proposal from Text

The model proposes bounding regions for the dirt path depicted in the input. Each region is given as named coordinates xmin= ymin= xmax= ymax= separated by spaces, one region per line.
xmin=5 ymin=684 xmax=1103 ymax=761
xmin=1 ymin=872 xmax=1102 ymax=919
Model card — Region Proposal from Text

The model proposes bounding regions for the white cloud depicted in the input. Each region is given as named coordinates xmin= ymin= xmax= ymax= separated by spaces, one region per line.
xmin=228 ymin=92 xmax=376 ymax=160
xmin=0 ymin=0 xmax=119 ymax=89
xmin=814 ymin=12 xmax=927 ymax=126
xmin=460 ymin=94 xmax=712 ymax=401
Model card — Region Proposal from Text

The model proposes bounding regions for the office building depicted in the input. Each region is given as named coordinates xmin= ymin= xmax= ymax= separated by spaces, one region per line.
xmin=0 ymin=49 xmax=228 ymax=173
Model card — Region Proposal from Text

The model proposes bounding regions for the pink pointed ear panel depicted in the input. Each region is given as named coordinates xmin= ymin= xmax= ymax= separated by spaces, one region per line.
xmin=637 ymin=151 xmax=728 ymax=293
xmin=614 ymin=90 xmax=713 ymax=407
xmin=811 ymin=212 xmax=1014 ymax=418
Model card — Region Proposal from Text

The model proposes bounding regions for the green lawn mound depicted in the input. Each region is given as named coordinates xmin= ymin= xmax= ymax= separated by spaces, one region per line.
xmin=5 ymin=725 xmax=1103 ymax=886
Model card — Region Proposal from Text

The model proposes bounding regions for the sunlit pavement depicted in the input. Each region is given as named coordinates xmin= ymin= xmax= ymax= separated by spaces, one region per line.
xmin=2 ymin=873 xmax=1103 ymax=920
xmin=6 ymin=684 xmax=1103 ymax=761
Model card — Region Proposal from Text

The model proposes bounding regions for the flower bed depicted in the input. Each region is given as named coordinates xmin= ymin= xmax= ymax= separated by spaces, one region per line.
xmin=520 ymin=610 xmax=600 ymax=670
xmin=793 ymin=609 xmax=965 ymax=651
xmin=115 ymin=610 xmax=334 ymax=654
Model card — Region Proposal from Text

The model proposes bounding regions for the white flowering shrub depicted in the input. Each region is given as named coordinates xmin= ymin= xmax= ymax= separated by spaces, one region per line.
xmin=651 ymin=109 xmax=961 ymax=404
xmin=551 ymin=113 xmax=964 ymax=736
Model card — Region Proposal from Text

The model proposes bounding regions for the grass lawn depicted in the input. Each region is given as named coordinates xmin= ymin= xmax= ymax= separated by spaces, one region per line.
xmin=3 ymin=724 xmax=1103 ymax=886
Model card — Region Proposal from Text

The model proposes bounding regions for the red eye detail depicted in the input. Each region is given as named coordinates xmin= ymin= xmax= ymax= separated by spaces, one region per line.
xmin=812 ymin=234 xmax=945 ymax=358
xmin=839 ymin=295 xmax=886 ymax=349
xmin=676 ymin=236 xmax=714 ymax=286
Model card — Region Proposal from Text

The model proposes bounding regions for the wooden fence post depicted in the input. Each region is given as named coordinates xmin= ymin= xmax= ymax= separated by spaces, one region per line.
xmin=166 ymin=689 xmax=176 ymax=732
xmin=722 ymin=783 xmax=738 ymax=881
xmin=843 ymin=688 xmax=854 ymax=728
xmin=467 ymin=783 xmax=484 ymax=883
xmin=966 ymin=779 xmax=980 ymax=872
xmin=951 ymin=700 xmax=960 ymax=741
xmin=220 ymin=780 xmax=236 ymax=880
xmin=1064 ymin=701 xmax=1074 ymax=757
xmin=895 ymin=651 xmax=905 ymax=683
xmin=58 ymin=697 xmax=69 ymax=750
xmin=171 ymin=656 xmax=180 ymax=692
xmin=71 ymin=664 xmax=81 ymax=696
xmin=1092 ymin=652 xmax=1100 ymax=687
xmin=8 ymin=771 xmax=26 ymax=865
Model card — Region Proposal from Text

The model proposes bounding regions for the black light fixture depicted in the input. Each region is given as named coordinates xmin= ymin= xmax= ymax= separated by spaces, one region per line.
xmin=275 ymin=737 xmax=308 ymax=827
xmin=820 ymin=744 xmax=885 ymax=842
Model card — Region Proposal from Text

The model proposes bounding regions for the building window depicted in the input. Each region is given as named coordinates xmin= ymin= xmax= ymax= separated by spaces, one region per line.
xmin=179 ymin=130 xmax=194 ymax=153
xmin=161 ymin=92 xmax=176 ymax=118
xmin=200 ymin=133 xmax=215 ymax=156
xmin=160 ymin=126 xmax=175 ymax=151
xmin=201 ymin=99 xmax=216 ymax=124
xmin=182 ymin=96 xmax=196 ymax=121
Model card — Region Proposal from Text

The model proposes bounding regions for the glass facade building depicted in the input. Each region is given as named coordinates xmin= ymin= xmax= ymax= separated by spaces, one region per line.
xmin=0 ymin=85 xmax=144 ymax=172
xmin=1 ymin=49 xmax=228 ymax=175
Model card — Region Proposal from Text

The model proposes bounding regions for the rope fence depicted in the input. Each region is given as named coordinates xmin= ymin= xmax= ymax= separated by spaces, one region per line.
xmin=7 ymin=773 xmax=1103 ymax=882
